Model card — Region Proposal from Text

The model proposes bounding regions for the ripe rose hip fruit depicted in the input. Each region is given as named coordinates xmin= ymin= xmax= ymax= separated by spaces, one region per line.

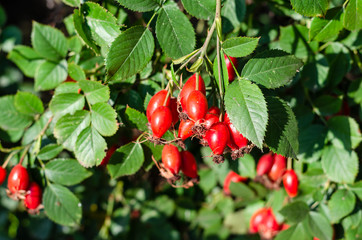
xmin=249 ymin=208 xmax=269 ymax=233
xmin=223 ymin=171 xmax=247 ymax=195
xmin=283 ymin=169 xmax=299 ymax=198
xmin=185 ymin=90 xmax=208 ymax=121
xmin=0 ymin=167 xmax=6 ymax=185
xmin=162 ymin=144 xmax=181 ymax=175
xmin=261 ymin=209 xmax=280 ymax=237
xmin=224 ymin=113 xmax=248 ymax=150
xmin=208 ymin=106 xmax=220 ymax=116
xmin=204 ymin=122 xmax=230 ymax=155
xmin=178 ymin=119 xmax=194 ymax=140
xmin=180 ymin=151 xmax=198 ymax=179
xmin=268 ymin=154 xmax=286 ymax=181
xmin=204 ymin=112 xmax=219 ymax=129
xmin=100 ymin=145 xmax=118 ymax=167
xmin=8 ymin=164 xmax=29 ymax=194
xmin=224 ymin=54 xmax=238 ymax=82
xmin=151 ymin=106 xmax=172 ymax=138
xmin=146 ymin=90 xmax=170 ymax=122
xmin=24 ymin=182 xmax=42 ymax=209
xmin=180 ymin=74 xmax=205 ymax=110
xmin=256 ymin=152 xmax=274 ymax=176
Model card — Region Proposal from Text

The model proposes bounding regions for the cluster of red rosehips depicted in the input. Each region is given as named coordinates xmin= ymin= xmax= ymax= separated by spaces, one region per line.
xmin=255 ymin=153 xmax=299 ymax=198
xmin=0 ymin=164 xmax=42 ymax=213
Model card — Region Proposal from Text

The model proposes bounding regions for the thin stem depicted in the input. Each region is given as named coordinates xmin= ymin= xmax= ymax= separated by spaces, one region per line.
xmin=196 ymin=72 xmax=199 ymax=91
xmin=146 ymin=11 xmax=158 ymax=28
xmin=304 ymin=87 xmax=327 ymax=125
xmin=19 ymin=145 xmax=30 ymax=166
xmin=2 ymin=151 xmax=19 ymax=168
xmin=35 ymin=117 xmax=53 ymax=141
xmin=287 ymin=157 xmax=292 ymax=170
xmin=199 ymin=21 xmax=216 ymax=58
xmin=216 ymin=36 xmax=223 ymax=109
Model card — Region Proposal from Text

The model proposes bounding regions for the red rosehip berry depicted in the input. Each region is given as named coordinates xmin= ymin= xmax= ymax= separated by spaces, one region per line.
xmin=283 ymin=169 xmax=299 ymax=198
xmin=7 ymin=164 xmax=29 ymax=194
xmin=256 ymin=152 xmax=274 ymax=176
xmin=146 ymin=90 xmax=170 ymax=122
xmin=180 ymin=74 xmax=205 ymax=110
xmin=224 ymin=54 xmax=238 ymax=82
xmin=185 ymin=90 xmax=208 ymax=121
xmin=180 ymin=151 xmax=198 ymax=179
xmin=100 ymin=145 xmax=118 ymax=167
xmin=0 ymin=167 xmax=6 ymax=185
xmin=204 ymin=122 xmax=230 ymax=155
xmin=24 ymin=182 xmax=42 ymax=210
xmin=170 ymin=97 xmax=179 ymax=125
xmin=162 ymin=144 xmax=182 ymax=175
xmin=268 ymin=154 xmax=286 ymax=182
xmin=151 ymin=106 xmax=173 ymax=138
xmin=178 ymin=119 xmax=194 ymax=141
xmin=208 ymin=106 xmax=220 ymax=116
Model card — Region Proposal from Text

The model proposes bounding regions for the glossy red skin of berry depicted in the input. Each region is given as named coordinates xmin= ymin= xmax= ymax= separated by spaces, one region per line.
xmin=100 ymin=145 xmax=118 ymax=167
xmin=185 ymin=90 xmax=208 ymax=121
xmin=151 ymin=106 xmax=173 ymax=138
xmin=204 ymin=122 xmax=230 ymax=155
xmin=223 ymin=171 xmax=247 ymax=195
xmin=268 ymin=154 xmax=286 ymax=182
xmin=180 ymin=74 xmax=205 ymax=110
xmin=204 ymin=113 xmax=219 ymax=129
xmin=178 ymin=119 xmax=194 ymax=140
xmin=170 ymin=97 xmax=179 ymax=125
xmin=162 ymin=144 xmax=181 ymax=175
xmin=0 ymin=167 xmax=6 ymax=185
xmin=223 ymin=114 xmax=248 ymax=150
xmin=24 ymin=182 xmax=42 ymax=209
xmin=283 ymin=169 xmax=299 ymax=198
xmin=208 ymin=106 xmax=220 ymax=116
xmin=8 ymin=164 xmax=29 ymax=194
xmin=262 ymin=209 xmax=280 ymax=232
xmin=224 ymin=54 xmax=238 ymax=82
xmin=180 ymin=151 xmax=198 ymax=179
xmin=146 ymin=90 xmax=170 ymax=122
xmin=256 ymin=152 xmax=274 ymax=176
xmin=249 ymin=208 xmax=269 ymax=233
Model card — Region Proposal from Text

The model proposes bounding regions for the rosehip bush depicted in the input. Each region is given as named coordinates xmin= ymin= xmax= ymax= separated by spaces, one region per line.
xmin=0 ymin=0 xmax=361 ymax=239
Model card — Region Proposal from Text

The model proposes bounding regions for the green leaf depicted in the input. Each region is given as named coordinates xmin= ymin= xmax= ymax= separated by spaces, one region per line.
xmin=229 ymin=182 xmax=255 ymax=199
xmin=107 ymin=142 xmax=144 ymax=179
xmin=241 ymin=50 xmax=303 ymax=89
xmin=278 ymin=25 xmax=319 ymax=60
xmin=314 ymin=95 xmax=342 ymax=116
xmin=156 ymin=2 xmax=195 ymax=59
xmin=306 ymin=211 xmax=333 ymax=240
xmin=78 ymin=80 xmax=110 ymax=105
xmin=31 ymin=21 xmax=67 ymax=61
xmin=279 ymin=201 xmax=309 ymax=223
xmin=309 ymin=8 xmax=343 ymax=42
xmin=327 ymin=116 xmax=362 ymax=150
xmin=14 ymin=91 xmax=44 ymax=116
xmin=116 ymin=0 xmax=159 ymax=12
xmin=302 ymin=53 xmax=329 ymax=91
xmin=68 ymin=63 xmax=86 ymax=81
xmin=62 ymin=0 xmax=80 ymax=7
xmin=222 ymin=37 xmax=259 ymax=58
xmin=221 ymin=0 xmax=246 ymax=32
xmin=73 ymin=9 xmax=100 ymax=54
xmin=7 ymin=45 xmax=45 ymax=77
xmin=74 ymin=126 xmax=107 ymax=167
xmin=22 ymin=111 xmax=52 ymax=145
xmin=106 ymin=26 xmax=155 ymax=81
xmin=348 ymin=78 xmax=362 ymax=104
xmin=50 ymin=93 xmax=85 ymax=117
xmin=265 ymin=97 xmax=299 ymax=159
xmin=54 ymin=110 xmax=91 ymax=151
xmin=124 ymin=107 xmax=149 ymax=132
xmin=68 ymin=36 xmax=83 ymax=53
xmin=37 ymin=144 xmax=64 ymax=160
xmin=91 ymin=102 xmax=118 ymax=136
xmin=275 ymin=222 xmax=311 ymax=240
xmin=0 ymin=96 xmax=33 ymax=131
xmin=181 ymin=0 xmax=216 ymax=20
xmin=298 ymin=124 xmax=326 ymax=163
xmin=43 ymin=184 xmax=82 ymax=226
xmin=343 ymin=0 xmax=362 ymax=31
xmin=329 ymin=189 xmax=356 ymax=223
xmin=290 ymin=0 xmax=329 ymax=17
xmin=54 ymin=82 xmax=80 ymax=95
xmin=35 ymin=60 xmax=68 ymax=91
xmin=45 ymin=158 xmax=92 ymax=185
xmin=224 ymin=80 xmax=268 ymax=149
xmin=321 ymin=146 xmax=358 ymax=184
xmin=349 ymin=181 xmax=362 ymax=200
xmin=79 ymin=2 xmax=121 ymax=53
xmin=236 ymin=154 xmax=256 ymax=178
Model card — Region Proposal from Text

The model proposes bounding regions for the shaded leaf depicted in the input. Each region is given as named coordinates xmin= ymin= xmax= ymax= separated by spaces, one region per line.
xmin=116 ymin=0 xmax=159 ymax=12
xmin=37 ymin=144 xmax=63 ymax=160
xmin=14 ymin=91 xmax=44 ymax=116
xmin=329 ymin=189 xmax=356 ymax=223
xmin=0 ymin=95 xmax=33 ymax=131
xmin=279 ymin=201 xmax=309 ymax=223
xmin=290 ymin=0 xmax=329 ymax=17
